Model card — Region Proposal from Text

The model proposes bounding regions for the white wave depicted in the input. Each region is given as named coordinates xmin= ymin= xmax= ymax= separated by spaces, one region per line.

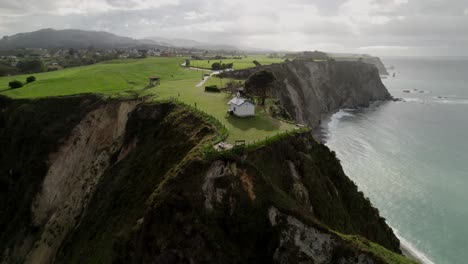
xmin=327 ymin=110 xmax=354 ymax=131
xmin=392 ymin=228 xmax=435 ymax=264
xmin=403 ymin=98 xmax=423 ymax=103
xmin=433 ymin=99 xmax=468 ymax=105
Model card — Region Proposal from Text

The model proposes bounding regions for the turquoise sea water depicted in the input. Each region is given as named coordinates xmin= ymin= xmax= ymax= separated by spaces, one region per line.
xmin=322 ymin=57 xmax=468 ymax=264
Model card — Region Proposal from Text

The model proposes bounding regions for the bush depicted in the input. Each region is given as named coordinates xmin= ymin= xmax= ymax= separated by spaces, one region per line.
xmin=8 ymin=80 xmax=23 ymax=89
xmin=205 ymin=85 xmax=221 ymax=93
xmin=26 ymin=76 xmax=36 ymax=83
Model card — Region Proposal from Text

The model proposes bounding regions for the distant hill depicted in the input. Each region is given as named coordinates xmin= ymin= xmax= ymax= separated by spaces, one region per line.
xmin=0 ymin=28 xmax=165 ymax=50
xmin=150 ymin=36 xmax=241 ymax=51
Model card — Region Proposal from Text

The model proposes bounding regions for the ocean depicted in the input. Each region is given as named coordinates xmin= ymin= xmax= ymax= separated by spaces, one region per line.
xmin=321 ymin=57 xmax=468 ymax=264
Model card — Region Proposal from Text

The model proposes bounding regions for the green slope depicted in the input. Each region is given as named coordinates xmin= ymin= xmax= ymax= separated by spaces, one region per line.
xmin=0 ymin=57 xmax=296 ymax=143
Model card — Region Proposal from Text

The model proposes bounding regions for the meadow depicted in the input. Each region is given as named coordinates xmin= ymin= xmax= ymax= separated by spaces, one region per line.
xmin=189 ymin=55 xmax=285 ymax=70
xmin=0 ymin=57 xmax=296 ymax=143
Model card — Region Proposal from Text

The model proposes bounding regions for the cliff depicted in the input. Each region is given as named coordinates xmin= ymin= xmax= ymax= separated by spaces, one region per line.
xmin=220 ymin=60 xmax=391 ymax=129
xmin=331 ymin=56 xmax=389 ymax=76
xmin=0 ymin=95 xmax=415 ymax=263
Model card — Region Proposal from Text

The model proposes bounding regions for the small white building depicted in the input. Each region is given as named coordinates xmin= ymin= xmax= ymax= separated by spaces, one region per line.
xmin=228 ymin=93 xmax=255 ymax=117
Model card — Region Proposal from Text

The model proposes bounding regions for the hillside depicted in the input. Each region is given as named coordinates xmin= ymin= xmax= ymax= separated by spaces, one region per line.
xmin=0 ymin=28 xmax=163 ymax=49
xmin=0 ymin=95 xmax=416 ymax=263
xmin=0 ymin=57 xmax=297 ymax=144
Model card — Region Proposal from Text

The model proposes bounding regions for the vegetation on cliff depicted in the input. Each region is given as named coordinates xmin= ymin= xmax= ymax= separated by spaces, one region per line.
xmin=0 ymin=95 xmax=105 ymax=258
xmin=0 ymin=95 xmax=416 ymax=263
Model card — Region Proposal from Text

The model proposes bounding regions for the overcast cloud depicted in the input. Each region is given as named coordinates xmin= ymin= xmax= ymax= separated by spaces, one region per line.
xmin=0 ymin=0 xmax=467 ymax=56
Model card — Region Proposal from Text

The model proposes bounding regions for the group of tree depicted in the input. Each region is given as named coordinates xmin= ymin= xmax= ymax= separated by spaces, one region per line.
xmin=211 ymin=62 xmax=233 ymax=71
xmin=17 ymin=59 xmax=46 ymax=74
xmin=267 ymin=53 xmax=281 ymax=58
xmin=0 ymin=59 xmax=47 ymax=76
xmin=0 ymin=63 xmax=20 ymax=76
xmin=244 ymin=70 xmax=276 ymax=105
xmin=225 ymin=80 xmax=244 ymax=94
xmin=8 ymin=75 xmax=36 ymax=89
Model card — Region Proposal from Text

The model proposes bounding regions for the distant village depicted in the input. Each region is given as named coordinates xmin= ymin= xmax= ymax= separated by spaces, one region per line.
xmin=0 ymin=46 xmax=247 ymax=76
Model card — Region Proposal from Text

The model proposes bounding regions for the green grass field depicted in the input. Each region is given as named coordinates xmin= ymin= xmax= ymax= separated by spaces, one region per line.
xmin=190 ymin=55 xmax=285 ymax=70
xmin=0 ymin=57 xmax=296 ymax=143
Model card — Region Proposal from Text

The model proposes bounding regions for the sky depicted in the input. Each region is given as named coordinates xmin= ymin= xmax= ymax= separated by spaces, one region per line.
xmin=0 ymin=0 xmax=467 ymax=56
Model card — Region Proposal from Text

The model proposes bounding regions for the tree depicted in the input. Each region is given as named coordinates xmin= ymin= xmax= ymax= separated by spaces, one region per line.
xmin=245 ymin=70 xmax=276 ymax=105
xmin=17 ymin=59 xmax=45 ymax=74
xmin=8 ymin=80 xmax=23 ymax=89
xmin=0 ymin=63 xmax=20 ymax=76
xmin=185 ymin=59 xmax=190 ymax=67
xmin=211 ymin=62 xmax=233 ymax=71
xmin=212 ymin=62 xmax=222 ymax=70
xmin=26 ymin=76 xmax=36 ymax=83
xmin=253 ymin=60 xmax=262 ymax=67
xmin=225 ymin=80 xmax=243 ymax=94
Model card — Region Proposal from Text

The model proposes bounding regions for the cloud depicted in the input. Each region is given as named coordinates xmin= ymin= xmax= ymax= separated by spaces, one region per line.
xmin=0 ymin=0 xmax=466 ymax=55
xmin=359 ymin=45 xmax=410 ymax=51
xmin=183 ymin=11 xmax=213 ymax=20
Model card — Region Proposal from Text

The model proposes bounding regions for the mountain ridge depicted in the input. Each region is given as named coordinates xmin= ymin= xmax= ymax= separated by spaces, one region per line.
xmin=0 ymin=28 xmax=164 ymax=49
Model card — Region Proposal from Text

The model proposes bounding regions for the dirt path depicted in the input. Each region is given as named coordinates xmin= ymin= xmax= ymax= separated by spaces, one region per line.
xmin=196 ymin=76 xmax=210 ymax=87
xmin=194 ymin=69 xmax=220 ymax=87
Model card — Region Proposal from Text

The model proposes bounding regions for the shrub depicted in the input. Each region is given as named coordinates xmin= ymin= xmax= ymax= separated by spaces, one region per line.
xmin=26 ymin=76 xmax=36 ymax=83
xmin=205 ymin=85 xmax=221 ymax=93
xmin=8 ymin=80 xmax=23 ymax=89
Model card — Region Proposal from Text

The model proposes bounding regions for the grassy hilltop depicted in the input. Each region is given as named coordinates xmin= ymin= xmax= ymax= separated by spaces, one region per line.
xmin=189 ymin=55 xmax=285 ymax=70
xmin=0 ymin=56 xmax=295 ymax=143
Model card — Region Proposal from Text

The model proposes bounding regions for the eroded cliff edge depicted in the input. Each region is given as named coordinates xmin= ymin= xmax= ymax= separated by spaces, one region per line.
xmin=221 ymin=60 xmax=391 ymax=129
xmin=0 ymin=95 xmax=415 ymax=263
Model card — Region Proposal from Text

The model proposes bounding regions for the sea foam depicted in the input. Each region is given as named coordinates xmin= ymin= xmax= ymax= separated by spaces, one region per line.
xmin=393 ymin=228 xmax=435 ymax=264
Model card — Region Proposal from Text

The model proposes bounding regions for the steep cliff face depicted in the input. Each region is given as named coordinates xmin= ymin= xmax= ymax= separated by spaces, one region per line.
xmin=0 ymin=96 xmax=219 ymax=263
xmin=333 ymin=56 xmax=389 ymax=76
xmin=0 ymin=95 xmax=414 ymax=264
xmin=221 ymin=60 xmax=391 ymax=128
xmin=0 ymin=95 xmax=108 ymax=263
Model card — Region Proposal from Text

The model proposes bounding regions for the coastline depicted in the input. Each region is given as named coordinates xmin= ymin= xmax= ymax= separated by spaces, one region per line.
xmin=317 ymin=105 xmax=432 ymax=264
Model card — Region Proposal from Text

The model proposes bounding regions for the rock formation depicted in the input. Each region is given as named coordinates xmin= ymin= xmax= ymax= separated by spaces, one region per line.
xmin=0 ymin=95 xmax=415 ymax=263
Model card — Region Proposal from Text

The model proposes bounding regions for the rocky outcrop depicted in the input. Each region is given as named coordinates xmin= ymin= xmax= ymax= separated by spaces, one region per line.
xmin=25 ymin=100 xmax=139 ymax=264
xmin=269 ymin=207 xmax=378 ymax=264
xmin=116 ymin=132 xmax=413 ymax=263
xmin=221 ymin=60 xmax=391 ymax=129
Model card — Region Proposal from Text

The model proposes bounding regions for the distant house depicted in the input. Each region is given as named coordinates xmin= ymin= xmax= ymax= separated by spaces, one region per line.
xmin=228 ymin=93 xmax=255 ymax=117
